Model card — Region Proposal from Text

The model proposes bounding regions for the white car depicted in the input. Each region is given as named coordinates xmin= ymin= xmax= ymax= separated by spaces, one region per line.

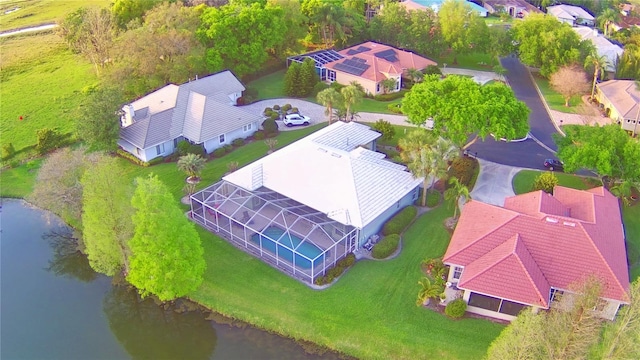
xmin=283 ymin=114 xmax=311 ymax=127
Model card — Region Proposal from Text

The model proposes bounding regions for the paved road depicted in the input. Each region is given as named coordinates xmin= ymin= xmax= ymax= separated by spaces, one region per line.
xmin=500 ymin=56 xmax=560 ymax=152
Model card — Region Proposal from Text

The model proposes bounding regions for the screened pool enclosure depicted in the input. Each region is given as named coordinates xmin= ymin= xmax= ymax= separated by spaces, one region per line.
xmin=190 ymin=181 xmax=359 ymax=284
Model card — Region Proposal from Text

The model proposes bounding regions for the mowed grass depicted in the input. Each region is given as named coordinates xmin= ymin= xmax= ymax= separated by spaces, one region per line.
xmin=191 ymin=203 xmax=504 ymax=360
xmin=512 ymin=170 xmax=640 ymax=282
xmin=533 ymin=75 xmax=583 ymax=113
xmin=438 ymin=52 xmax=498 ymax=71
xmin=0 ymin=32 xmax=96 ymax=154
xmin=0 ymin=0 xmax=111 ymax=32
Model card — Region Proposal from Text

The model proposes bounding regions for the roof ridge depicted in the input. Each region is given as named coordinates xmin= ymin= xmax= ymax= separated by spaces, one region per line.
xmin=458 ymin=237 xmax=515 ymax=284
xmin=512 ymin=237 xmax=550 ymax=307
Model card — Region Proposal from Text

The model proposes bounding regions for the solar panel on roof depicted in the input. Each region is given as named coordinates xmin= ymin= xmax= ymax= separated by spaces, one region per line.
xmin=385 ymin=55 xmax=399 ymax=62
xmin=334 ymin=61 xmax=369 ymax=76
xmin=374 ymin=49 xmax=397 ymax=59
xmin=346 ymin=49 xmax=359 ymax=55
xmin=352 ymin=57 xmax=366 ymax=63
xmin=357 ymin=46 xmax=371 ymax=52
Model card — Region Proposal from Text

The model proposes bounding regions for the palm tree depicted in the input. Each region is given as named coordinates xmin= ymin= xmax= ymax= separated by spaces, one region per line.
xmin=340 ymin=84 xmax=363 ymax=121
xmin=380 ymin=78 xmax=397 ymax=94
xmin=406 ymin=68 xmax=424 ymax=83
xmin=444 ymin=177 xmax=471 ymax=220
xmin=416 ymin=277 xmax=443 ymax=306
xmin=610 ymin=180 xmax=635 ymax=207
xmin=492 ymin=65 xmax=507 ymax=82
xmin=177 ymin=153 xmax=206 ymax=182
xmin=427 ymin=137 xmax=457 ymax=189
xmin=316 ymin=88 xmax=342 ymax=125
xmin=584 ymin=51 xmax=610 ymax=99
xmin=598 ymin=8 xmax=619 ymax=37
xmin=399 ymin=129 xmax=436 ymax=207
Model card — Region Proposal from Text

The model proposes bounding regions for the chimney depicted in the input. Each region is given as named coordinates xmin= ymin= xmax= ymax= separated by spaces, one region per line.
xmin=121 ymin=104 xmax=134 ymax=127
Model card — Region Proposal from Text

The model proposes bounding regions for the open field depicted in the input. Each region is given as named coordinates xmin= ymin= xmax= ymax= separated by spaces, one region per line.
xmin=0 ymin=32 xmax=96 ymax=157
xmin=512 ymin=170 xmax=640 ymax=282
xmin=0 ymin=0 xmax=110 ymax=32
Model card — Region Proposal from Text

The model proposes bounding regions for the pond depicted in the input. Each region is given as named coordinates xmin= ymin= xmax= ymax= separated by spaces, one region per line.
xmin=0 ymin=199 xmax=341 ymax=359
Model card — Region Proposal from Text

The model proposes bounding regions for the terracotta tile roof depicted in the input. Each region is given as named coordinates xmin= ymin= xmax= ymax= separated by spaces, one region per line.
xmin=597 ymin=80 xmax=640 ymax=120
xmin=459 ymin=234 xmax=551 ymax=307
xmin=325 ymin=41 xmax=436 ymax=83
xmin=444 ymin=186 xmax=630 ymax=307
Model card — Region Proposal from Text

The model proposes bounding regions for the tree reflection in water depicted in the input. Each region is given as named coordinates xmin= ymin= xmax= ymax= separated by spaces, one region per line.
xmin=103 ymin=285 xmax=217 ymax=360
xmin=43 ymin=228 xmax=97 ymax=282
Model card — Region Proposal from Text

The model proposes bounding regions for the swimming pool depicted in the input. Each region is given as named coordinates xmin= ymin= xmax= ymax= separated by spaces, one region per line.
xmin=250 ymin=226 xmax=324 ymax=269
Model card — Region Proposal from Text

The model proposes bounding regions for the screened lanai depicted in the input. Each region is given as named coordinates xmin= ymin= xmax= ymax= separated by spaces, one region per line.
xmin=190 ymin=180 xmax=359 ymax=284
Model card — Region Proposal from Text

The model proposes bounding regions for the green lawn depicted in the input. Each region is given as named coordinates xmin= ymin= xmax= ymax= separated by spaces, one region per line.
xmin=438 ymin=52 xmax=498 ymax=71
xmin=0 ymin=158 xmax=42 ymax=198
xmin=512 ymin=169 xmax=639 ymax=282
xmin=353 ymin=97 xmax=403 ymax=114
xmin=512 ymin=170 xmax=600 ymax=194
xmin=191 ymin=203 xmax=503 ymax=359
xmin=0 ymin=0 xmax=111 ymax=32
xmin=358 ymin=122 xmax=415 ymax=147
xmin=532 ymin=75 xmax=583 ymax=113
xmin=246 ymin=69 xmax=286 ymax=100
xmin=0 ymin=32 xmax=96 ymax=158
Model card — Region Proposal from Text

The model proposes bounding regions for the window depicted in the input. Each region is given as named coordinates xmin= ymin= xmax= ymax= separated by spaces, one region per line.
xmin=453 ymin=266 xmax=463 ymax=280
xmin=468 ymin=292 xmax=501 ymax=312
xmin=413 ymin=188 xmax=419 ymax=200
xmin=395 ymin=79 xmax=400 ymax=90
xmin=243 ymin=123 xmax=252 ymax=132
xmin=328 ymin=70 xmax=336 ymax=82
xmin=219 ymin=134 xmax=225 ymax=143
xmin=499 ymin=300 xmax=526 ymax=316
xmin=156 ymin=144 xmax=164 ymax=155
xmin=550 ymin=288 xmax=564 ymax=303
xmin=376 ymin=83 xmax=380 ymax=93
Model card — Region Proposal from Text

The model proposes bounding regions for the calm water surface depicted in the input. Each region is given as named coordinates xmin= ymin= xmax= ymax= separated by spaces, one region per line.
xmin=0 ymin=199 xmax=340 ymax=360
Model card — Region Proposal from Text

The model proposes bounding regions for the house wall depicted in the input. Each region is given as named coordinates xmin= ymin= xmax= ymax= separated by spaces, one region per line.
xmin=358 ymin=186 xmax=420 ymax=245
xmin=595 ymin=87 xmax=636 ymax=130
xmin=118 ymin=139 xmax=173 ymax=162
xmin=229 ymin=91 xmax=242 ymax=105
xmin=334 ymin=71 xmax=378 ymax=95
xmin=203 ymin=121 xmax=258 ymax=153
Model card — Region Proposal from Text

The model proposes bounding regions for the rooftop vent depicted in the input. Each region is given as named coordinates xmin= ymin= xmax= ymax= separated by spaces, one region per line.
xmin=331 ymin=153 xmax=342 ymax=158
xmin=563 ymin=221 xmax=576 ymax=227
xmin=545 ymin=217 xmax=559 ymax=224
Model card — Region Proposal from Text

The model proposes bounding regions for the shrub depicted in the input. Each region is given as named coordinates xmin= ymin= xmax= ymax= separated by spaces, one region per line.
xmin=147 ymin=157 xmax=165 ymax=166
xmin=176 ymin=140 xmax=190 ymax=156
xmin=116 ymin=149 xmax=150 ymax=167
xmin=423 ymin=65 xmax=442 ymax=76
xmin=533 ymin=171 xmax=558 ymax=194
xmin=263 ymin=107 xmax=273 ymax=115
xmin=290 ymin=107 xmax=299 ymax=114
xmin=372 ymin=234 xmax=400 ymax=259
xmin=223 ymin=144 xmax=233 ymax=153
xmin=2 ymin=142 xmax=16 ymax=160
xmin=262 ymin=118 xmax=279 ymax=135
xmin=35 ymin=128 xmax=63 ymax=155
xmin=373 ymin=119 xmax=396 ymax=141
xmin=374 ymin=90 xmax=406 ymax=101
xmin=448 ymin=157 xmax=477 ymax=187
xmin=232 ymin=138 xmax=245 ymax=147
xmin=253 ymin=130 xmax=266 ymax=140
xmin=272 ymin=104 xmax=280 ymax=111
xmin=387 ymin=103 xmax=403 ymax=114
xmin=269 ymin=112 xmax=280 ymax=121
xmin=281 ymin=104 xmax=292 ymax=113
xmin=382 ymin=206 xmax=417 ymax=235
xmin=212 ymin=148 xmax=226 ymax=158
xmin=313 ymin=253 xmax=357 ymax=286
xmin=426 ymin=189 xmax=441 ymax=207
xmin=445 ymin=298 xmax=467 ymax=319
xmin=330 ymin=82 xmax=344 ymax=91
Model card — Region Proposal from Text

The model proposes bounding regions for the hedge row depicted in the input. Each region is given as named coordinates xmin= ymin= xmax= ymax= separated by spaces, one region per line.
xmin=314 ymin=253 xmax=356 ymax=286
xmin=382 ymin=206 xmax=417 ymax=236
xmin=116 ymin=149 xmax=163 ymax=167
xmin=373 ymin=90 xmax=406 ymax=102
xmin=372 ymin=234 xmax=400 ymax=259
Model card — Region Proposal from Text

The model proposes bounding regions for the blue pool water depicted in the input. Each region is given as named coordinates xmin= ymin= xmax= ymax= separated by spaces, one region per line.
xmin=250 ymin=227 xmax=323 ymax=269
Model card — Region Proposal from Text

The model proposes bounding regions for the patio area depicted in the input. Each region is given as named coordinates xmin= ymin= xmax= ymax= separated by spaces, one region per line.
xmin=190 ymin=180 xmax=359 ymax=284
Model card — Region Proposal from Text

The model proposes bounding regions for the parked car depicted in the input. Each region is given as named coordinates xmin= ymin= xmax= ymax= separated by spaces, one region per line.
xmin=283 ymin=114 xmax=310 ymax=127
xmin=543 ymin=159 xmax=564 ymax=171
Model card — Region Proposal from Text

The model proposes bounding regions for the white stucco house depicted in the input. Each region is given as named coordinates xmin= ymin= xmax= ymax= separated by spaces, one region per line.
xmin=573 ymin=26 xmax=623 ymax=74
xmin=547 ymin=4 xmax=596 ymax=27
xmin=118 ymin=70 xmax=263 ymax=162
xmin=190 ymin=121 xmax=422 ymax=284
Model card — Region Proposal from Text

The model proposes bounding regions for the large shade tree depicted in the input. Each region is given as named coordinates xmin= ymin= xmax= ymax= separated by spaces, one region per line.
xmin=549 ymin=64 xmax=591 ymax=107
xmin=438 ymin=0 xmax=489 ymax=63
xmin=76 ymin=86 xmax=125 ymax=152
xmin=402 ymin=75 xmax=529 ymax=150
xmin=127 ymin=175 xmax=206 ymax=301
xmin=81 ymin=156 xmax=133 ymax=276
xmin=555 ymin=124 xmax=640 ymax=188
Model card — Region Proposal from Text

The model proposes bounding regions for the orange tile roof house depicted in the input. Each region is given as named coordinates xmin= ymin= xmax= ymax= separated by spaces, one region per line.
xmin=288 ymin=41 xmax=437 ymax=95
xmin=443 ymin=186 xmax=630 ymax=321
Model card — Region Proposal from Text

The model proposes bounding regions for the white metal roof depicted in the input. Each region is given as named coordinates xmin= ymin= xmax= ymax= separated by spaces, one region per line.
xmin=223 ymin=122 xmax=422 ymax=228
xmin=573 ymin=27 xmax=623 ymax=73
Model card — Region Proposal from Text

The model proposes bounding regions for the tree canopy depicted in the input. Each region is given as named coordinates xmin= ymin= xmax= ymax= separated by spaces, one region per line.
xmin=402 ymin=75 xmax=529 ymax=149
xmin=81 ymin=156 xmax=133 ymax=276
xmin=549 ymin=65 xmax=591 ymax=107
xmin=512 ymin=13 xmax=591 ymax=77
xmin=198 ymin=2 xmax=285 ymax=77
xmin=556 ymin=124 xmax=640 ymax=187
xmin=127 ymin=175 xmax=206 ymax=301
xmin=76 ymin=87 xmax=125 ymax=152
xmin=438 ymin=0 xmax=489 ymax=61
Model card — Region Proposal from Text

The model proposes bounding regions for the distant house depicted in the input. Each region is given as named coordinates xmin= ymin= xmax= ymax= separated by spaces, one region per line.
xmin=595 ymin=80 xmax=640 ymax=134
xmin=547 ymin=4 xmax=596 ymax=27
xmin=118 ymin=71 xmax=262 ymax=162
xmin=620 ymin=3 xmax=635 ymax=16
xmin=573 ymin=26 xmax=623 ymax=73
xmin=443 ymin=186 xmax=630 ymax=321
xmin=190 ymin=121 xmax=422 ymax=284
xmin=481 ymin=0 xmax=541 ymax=18
xmin=288 ymin=41 xmax=437 ymax=95
xmin=399 ymin=0 xmax=488 ymax=17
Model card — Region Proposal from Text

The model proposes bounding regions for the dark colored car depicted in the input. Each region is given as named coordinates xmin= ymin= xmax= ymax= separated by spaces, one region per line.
xmin=544 ymin=159 xmax=564 ymax=171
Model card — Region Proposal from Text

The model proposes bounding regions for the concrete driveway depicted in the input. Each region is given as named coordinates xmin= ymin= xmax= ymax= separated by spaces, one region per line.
xmin=469 ymin=159 xmax=521 ymax=206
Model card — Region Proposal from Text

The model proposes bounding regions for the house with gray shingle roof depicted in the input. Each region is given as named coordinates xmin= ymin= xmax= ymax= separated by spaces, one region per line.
xmin=118 ymin=70 xmax=262 ymax=162
xmin=547 ymin=4 xmax=596 ymax=27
